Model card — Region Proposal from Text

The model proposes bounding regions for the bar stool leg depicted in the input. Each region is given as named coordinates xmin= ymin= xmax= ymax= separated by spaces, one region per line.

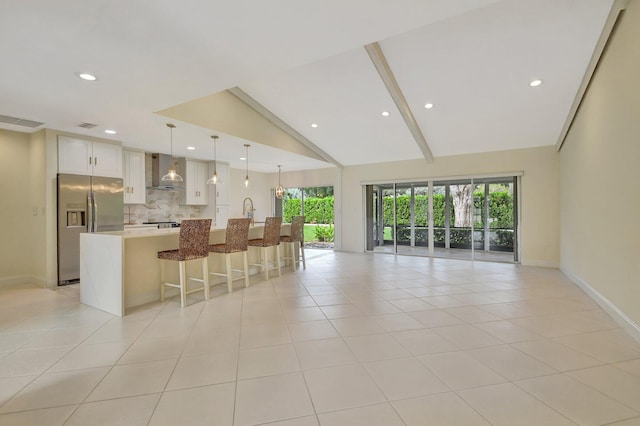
xmin=225 ymin=254 xmax=233 ymax=293
xmin=275 ymin=245 xmax=281 ymax=277
xmin=243 ymin=251 xmax=249 ymax=288
xmin=300 ymin=242 xmax=306 ymax=269
xmin=263 ymin=247 xmax=269 ymax=280
xmin=288 ymin=242 xmax=295 ymax=271
xmin=179 ymin=261 xmax=186 ymax=308
xmin=202 ymin=258 xmax=210 ymax=300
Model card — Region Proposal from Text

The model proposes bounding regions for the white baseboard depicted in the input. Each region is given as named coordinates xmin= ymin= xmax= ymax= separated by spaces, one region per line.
xmin=561 ymin=267 xmax=640 ymax=343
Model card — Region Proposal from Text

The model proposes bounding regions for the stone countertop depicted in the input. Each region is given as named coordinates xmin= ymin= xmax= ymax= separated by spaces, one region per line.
xmin=94 ymin=222 xmax=286 ymax=240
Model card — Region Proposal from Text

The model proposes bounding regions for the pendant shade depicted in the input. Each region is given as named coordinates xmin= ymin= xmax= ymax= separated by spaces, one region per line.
xmin=275 ymin=165 xmax=285 ymax=199
xmin=161 ymin=123 xmax=183 ymax=182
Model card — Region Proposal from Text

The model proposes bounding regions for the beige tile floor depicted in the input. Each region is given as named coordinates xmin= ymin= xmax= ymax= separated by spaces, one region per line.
xmin=1 ymin=250 xmax=640 ymax=425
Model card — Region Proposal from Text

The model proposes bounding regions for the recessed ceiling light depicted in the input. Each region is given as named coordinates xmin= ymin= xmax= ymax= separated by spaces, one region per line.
xmin=529 ymin=79 xmax=543 ymax=87
xmin=311 ymin=123 xmax=318 ymax=128
xmin=78 ymin=73 xmax=97 ymax=81
xmin=381 ymin=111 xmax=390 ymax=117
xmin=424 ymin=103 xmax=434 ymax=109
xmin=104 ymin=129 xmax=116 ymax=134
xmin=187 ymin=146 xmax=195 ymax=150
xmin=240 ymin=157 xmax=246 ymax=160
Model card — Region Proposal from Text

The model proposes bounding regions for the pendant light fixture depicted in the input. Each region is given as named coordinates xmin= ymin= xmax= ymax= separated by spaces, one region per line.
xmin=207 ymin=135 xmax=218 ymax=185
xmin=275 ymin=165 xmax=285 ymax=199
xmin=243 ymin=144 xmax=250 ymax=188
xmin=161 ymin=123 xmax=183 ymax=182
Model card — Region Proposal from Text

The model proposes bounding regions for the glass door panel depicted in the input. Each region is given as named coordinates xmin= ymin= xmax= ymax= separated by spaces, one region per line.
xmin=484 ymin=178 xmax=516 ymax=262
xmin=381 ymin=186 xmax=396 ymax=253
xmin=414 ymin=184 xmax=429 ymax=252
xmin=448 ymin=180 xmax=474 ymax=260
xmin=432 ymin=179 xmax=473 ymax=260
xmin=395 ymin=185 xmax=412 ymax=253
xmin=473 ymin=182 xmax=486 ymax=256
xmin=364 ymin=184 xmax=394 ymax=253
xmin=432 ymin=183 xmax=446 ymax=253
xmin=283 ymin=188 xmax=303 ymax=220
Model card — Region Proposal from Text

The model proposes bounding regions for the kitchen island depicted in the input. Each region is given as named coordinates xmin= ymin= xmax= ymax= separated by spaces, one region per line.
xmin=80 ymin=223 xmax=290 ymax=316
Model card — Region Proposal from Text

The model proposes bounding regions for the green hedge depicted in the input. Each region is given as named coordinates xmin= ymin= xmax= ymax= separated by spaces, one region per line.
xmin=383 ymin=192 xmax=513 ymax=229
xmin=283 ymin=196 xmax=334 ymax=224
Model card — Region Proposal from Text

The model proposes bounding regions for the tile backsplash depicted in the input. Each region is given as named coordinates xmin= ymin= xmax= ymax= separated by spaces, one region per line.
xmin=123 ymin=153 xmax=203 ymax=224
xmin=124 ymin=189 xmax=202 ymax=224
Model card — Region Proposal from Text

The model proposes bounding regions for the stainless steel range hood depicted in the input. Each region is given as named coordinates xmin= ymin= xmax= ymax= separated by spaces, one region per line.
xmin=150 ymin=153 xmax=184 ymax=189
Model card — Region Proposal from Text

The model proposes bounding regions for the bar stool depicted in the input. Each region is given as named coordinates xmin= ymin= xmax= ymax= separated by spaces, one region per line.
xmin=209 ymin=218 xmax=251 ymax=293
xmin=158 ymin=219 xmax=212 ymax=308
xmin=248 ymin=216 xmax=282 ymax=280
xmin=280 ymin=215 xmax=306 ymax=271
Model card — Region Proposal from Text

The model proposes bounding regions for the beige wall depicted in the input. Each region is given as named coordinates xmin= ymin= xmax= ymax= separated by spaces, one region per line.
xmin=0 ymin=129 xmax=44 ymax=286
xmin=270 ymin=148 xmax=558 ymax=266
xmin=228 ymin=168 xmax=274 ymax=222
xmin=29 ymin=130 xmax=47 ymax=284
xmin=560 ymin=2 xmax=640 ymax=330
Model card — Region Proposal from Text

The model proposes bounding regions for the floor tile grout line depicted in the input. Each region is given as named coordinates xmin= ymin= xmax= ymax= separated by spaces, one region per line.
xmin=140 ymin=299 xmax=208 ymax=425
xmin=3 ymin=252 xmax=640 ymax=424
xmin=57 ymin=300 xmax=166 ymax=425
xmin=560 ymin=368 xmax=640 ymax=415
xmin=509 ymin=374 xmax=601 ymax=425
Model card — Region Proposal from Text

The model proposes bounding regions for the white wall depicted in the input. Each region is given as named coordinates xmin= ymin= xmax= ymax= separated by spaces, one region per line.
xmin=560 ymin=1 xmax=640 ymax=332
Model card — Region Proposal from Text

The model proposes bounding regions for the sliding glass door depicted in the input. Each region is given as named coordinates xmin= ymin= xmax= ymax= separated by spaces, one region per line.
xmin=365 ymin=177 xmax=518 ymax=262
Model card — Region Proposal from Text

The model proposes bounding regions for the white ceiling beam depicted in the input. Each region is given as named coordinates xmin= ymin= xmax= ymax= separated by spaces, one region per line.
xmin=556 ymin=0 xmax=628 ymax=151
xmin=365 ymin=42 xmax=434 ymax=163
xmin=228 ymin=87 xmax=343 ymax=169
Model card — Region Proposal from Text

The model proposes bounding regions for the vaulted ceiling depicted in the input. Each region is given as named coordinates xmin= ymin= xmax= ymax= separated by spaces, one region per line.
xmin=0 ymin=0 xmax=617 ymax=172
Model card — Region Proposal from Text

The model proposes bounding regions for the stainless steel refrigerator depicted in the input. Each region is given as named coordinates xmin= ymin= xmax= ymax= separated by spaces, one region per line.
xmin=57 ymin=173 xmax=124 ymax=285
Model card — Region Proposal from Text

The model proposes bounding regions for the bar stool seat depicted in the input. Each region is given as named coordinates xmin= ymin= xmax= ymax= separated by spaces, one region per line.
xmin=280 ymin=215 xmax=306 ymax=271
xmin=158 ymin=219 xmax=211 ymax=308
xmin=248 ymin=216 xmax=282 ymax=280
xmin=209 ymin=218 xmax=251 ymax=293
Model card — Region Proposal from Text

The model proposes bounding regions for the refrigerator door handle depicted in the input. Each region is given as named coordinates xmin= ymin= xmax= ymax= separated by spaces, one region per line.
xmin=87 ymin=192 xmax=93 ymax=232
xmin=93 ymin=192 xmax=98 ymax=232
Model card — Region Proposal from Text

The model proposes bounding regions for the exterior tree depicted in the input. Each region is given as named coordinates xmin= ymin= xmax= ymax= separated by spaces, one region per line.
xmin=450 ymin=184 xmax=474 ymax=227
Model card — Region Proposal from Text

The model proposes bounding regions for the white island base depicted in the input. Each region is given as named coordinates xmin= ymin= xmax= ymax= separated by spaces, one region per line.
xmin=80 ymin=224 xmax=290 ymax=316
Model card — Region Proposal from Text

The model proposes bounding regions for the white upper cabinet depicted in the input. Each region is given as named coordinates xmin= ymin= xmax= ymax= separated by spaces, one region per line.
xmin=181 ymin=160 xmax=208 ymax=205
xmin=123 ymin=150 xmax=146 ymax=204
xmin=58 ymin=136 xmax=122 ymax=178
xmin=215 ymin=163 xmax=230 ymax=205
